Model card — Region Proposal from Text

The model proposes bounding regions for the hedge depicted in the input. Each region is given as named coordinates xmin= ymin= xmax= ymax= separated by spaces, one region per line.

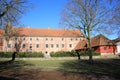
xmin=79 ymin=51 xmax=100 ymax=56
xmin=0 ymin=52 xmax=44 ymax=58
xmin=50 ymin=51 xmax=77 ymax=57
xmin=0 ymin=52 xmax=13 ymax=58
xmin=50 ymin=51 xmax=100 ymax=57
xmin=0 ymin=51 xmax=100 ymax=58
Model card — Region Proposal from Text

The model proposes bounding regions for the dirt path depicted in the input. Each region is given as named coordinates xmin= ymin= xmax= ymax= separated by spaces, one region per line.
xmin=0 ymin=69 xmax=116 ymax=80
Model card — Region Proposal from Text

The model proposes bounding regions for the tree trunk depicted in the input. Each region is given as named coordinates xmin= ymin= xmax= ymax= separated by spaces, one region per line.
xmin=87 ymin=26 xmax=93 ymax=62
xmin=76 ymin=52 xmax=80 ymax=60
xmin=11 ymin=52 xmax=17 ymax=61
xmin=6 ymin=41 xmax=9 ymax=52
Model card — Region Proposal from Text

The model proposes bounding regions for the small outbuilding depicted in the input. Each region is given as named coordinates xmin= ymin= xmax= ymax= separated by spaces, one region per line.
xmin=74 ymin=34 xmax=117 ymax=55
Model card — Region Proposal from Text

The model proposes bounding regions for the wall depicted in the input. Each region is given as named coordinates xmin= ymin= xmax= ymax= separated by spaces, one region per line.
xmin=117 ymin=42 xmax=120 ymax=53
xmin=99 ymin=45 xmax=117 ymax=54
xmin=1 ymin=37 xmax=83 ymax=54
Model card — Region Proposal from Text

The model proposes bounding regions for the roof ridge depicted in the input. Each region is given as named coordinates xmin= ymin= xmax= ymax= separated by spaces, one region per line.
xmin=0 ymin=28 xmax=83 ymax=37
xmin=24 ymin=28 xmax=80 ymax=31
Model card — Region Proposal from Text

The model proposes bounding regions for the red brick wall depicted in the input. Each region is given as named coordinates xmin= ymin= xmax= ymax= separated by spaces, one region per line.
xmin=94 ymin=45 xmax=117 ymax=53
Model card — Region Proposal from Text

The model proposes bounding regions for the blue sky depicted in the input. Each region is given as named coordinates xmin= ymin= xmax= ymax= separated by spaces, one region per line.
xmin=20 ymin=0 xmax=67 ymax=29
xmin=20 ymin=0 xmax=118 ymax=39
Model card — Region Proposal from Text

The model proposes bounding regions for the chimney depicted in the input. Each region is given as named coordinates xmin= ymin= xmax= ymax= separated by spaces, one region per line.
xmin=27 ymin=26 xmax=30 ymax=28
xmin=48 ymin=26 xmax=50 ymax=29
xmin=64 ymin=26 xmax=66 ymax=30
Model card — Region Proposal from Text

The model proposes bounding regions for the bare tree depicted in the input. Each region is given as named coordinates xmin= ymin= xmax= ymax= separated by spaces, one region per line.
xmin=0 ymin=21 xmax=25 ymax=61
xmin=0 ymin=0 xmax=31 ymax=60
xmin=11 ymin=28 xmax=24 ymax=61
xmin=0 ymin=0 xmax=30 ymax=28
xmin=61 ymin=0 xmax=115 ymax=61
xmin=2 ymin=21 xmax=13 ymax=52
xmin=111 ymin=0 xmax=120 ymax=37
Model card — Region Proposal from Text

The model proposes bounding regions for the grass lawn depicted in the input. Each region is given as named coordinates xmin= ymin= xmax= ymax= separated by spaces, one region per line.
xmin=0 ymin=58 xmax=120 ymax=80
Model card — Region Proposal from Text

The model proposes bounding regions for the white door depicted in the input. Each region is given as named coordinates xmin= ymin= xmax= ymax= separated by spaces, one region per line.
xmin=117 ymin=42 xmax=120 ymax=53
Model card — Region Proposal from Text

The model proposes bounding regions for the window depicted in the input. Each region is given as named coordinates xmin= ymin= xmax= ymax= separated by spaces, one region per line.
xmin=69 ymin=44 xmax=72 ymax=48
xmin=14 ymin=37 xmax=17 ymax=40
xmin=51 ymin=44 xmax=54 ymax=48
xmin=75 ymin=38 xmax=77 ymax=41
xmin=30 ymin=44 xmax=32 ymax=49
xmin=46 ymin=38 xmax=48 ymax=41
xmin=45 ymin=51 xmax=48 ymax=54
xmin=23 ymin=44 xmax=25 ymax=48
xmin=70 ymin=38 xmax=73 ymax=41
xmin=23 ymin=37 xmax=25 ymax=40
xmin=62 ymin=38 xmax=64 ymax=41
xmin=36 ymin=44 xmax=39 ymax=48
xmin=7 ymin=44 xmax=11 ymax=48
xmin=62 ymin=44 xmax=64 ymax=48
xmin=29 ymin=44 xmax=32 ymax=51
xmin=80 ymin=38 xmax=83 ymax=41
xmin=36 ymin=37 xmax=39 ymax=41
xmin=104 ymin=47 xmax=107 ymax=50
xmin=14 ymin=43 xmax=17 ymax=48
xmin=30 ymin=37 xmax=32 ymax=41
xmin=46 ymin=44 xmax=48 ymax=48
xmin=56 ymin=44 xmax=59 ymax=48
xmin=51 ymin=38 xmax=53 ymax=41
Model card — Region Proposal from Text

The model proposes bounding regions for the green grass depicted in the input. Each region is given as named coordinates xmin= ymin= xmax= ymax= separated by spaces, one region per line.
xmin=0 ymin=58 xmax=120 ymax=79
xmin=24 ymin=60 xmax=67 ymax=70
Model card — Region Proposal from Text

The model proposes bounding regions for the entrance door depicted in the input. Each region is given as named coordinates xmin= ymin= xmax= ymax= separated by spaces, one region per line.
xmin=117 ymin=42 xmax=120 ymax=53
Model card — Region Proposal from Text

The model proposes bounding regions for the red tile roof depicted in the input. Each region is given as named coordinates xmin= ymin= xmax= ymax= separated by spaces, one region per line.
xmin=74 ymin=34 xmax=114 ymax=51
xmin=91 ymin=34 xmax=113 ymax=47
xmin=73 ymin=39 xmax=87 ymax=51
xmin=0 ymin=28 xmax=83 ymax=37
xmin=112 ymin=37 xmax=120 ymax=43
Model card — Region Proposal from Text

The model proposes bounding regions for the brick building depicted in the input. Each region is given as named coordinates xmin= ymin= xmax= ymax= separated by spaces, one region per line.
xmin=0 ymin=28 xmax=84 ymax=55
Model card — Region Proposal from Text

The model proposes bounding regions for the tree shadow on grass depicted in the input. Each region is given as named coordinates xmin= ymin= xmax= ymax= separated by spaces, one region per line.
xmin=0 ymin=60 xmax=36 ymax=80
xmin=0 ymin=60 xmax=34 ymax=70
xmin=0 ymin=76 xmax=18 ymax=80
xmin=58 ymin=59 xmax=120 ymax=80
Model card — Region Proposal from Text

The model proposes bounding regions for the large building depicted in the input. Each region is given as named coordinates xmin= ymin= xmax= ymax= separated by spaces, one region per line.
xmin=0 ymin=28 xmax=84 ymax=55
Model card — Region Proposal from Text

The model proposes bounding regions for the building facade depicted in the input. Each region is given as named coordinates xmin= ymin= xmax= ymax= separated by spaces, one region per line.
xmin=0 ymin=28 xmax=84 ymax=54
xmin=74 ymin=34 xmax=117 ymax=55
xmin=113 ymin=38 xmax=120 ymax=54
